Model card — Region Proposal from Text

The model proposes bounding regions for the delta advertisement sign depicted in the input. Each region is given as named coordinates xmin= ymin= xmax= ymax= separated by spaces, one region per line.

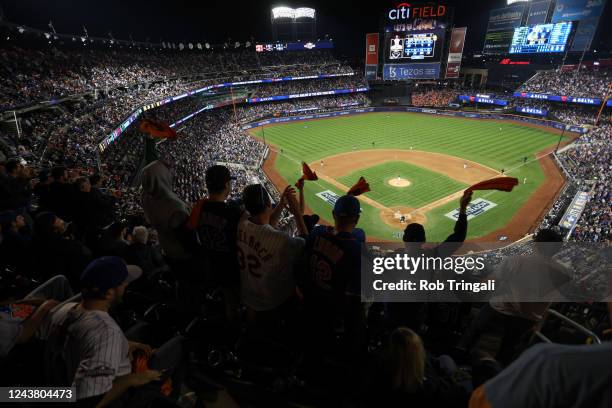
xmin=458 ymin=95 xmax=508 ymax=106
xmin=514 ymin=92 xmax=612 ymax=107
xmin=516 ymin=106 xmax=548 ymax=116
xmin=387 ymin=2 xmax=448 ymax=21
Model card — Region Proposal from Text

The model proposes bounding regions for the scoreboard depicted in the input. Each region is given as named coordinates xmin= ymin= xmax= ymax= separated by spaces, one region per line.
xmin=386 ymin=28 xmax=446 ymax=62
xmin=389 ymin=32 xmax=438 ymax=60
xmin=509 ymin=22 xmax=573 ymax=54
xmin=378 ymin=3 xmax=453 ymax=80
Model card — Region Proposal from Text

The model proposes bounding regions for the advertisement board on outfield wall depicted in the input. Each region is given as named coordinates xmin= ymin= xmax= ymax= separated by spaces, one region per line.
xmin=514 ymin=92 xmax=612 ymax=106
xmin=515 ymin=106 xmax=548 ymax=116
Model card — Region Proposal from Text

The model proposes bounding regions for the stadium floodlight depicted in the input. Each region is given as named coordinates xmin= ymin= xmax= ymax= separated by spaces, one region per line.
xmin=272 ymin=6 xmax=315 ymax=19
xmin=188 ymin=42 xmax=193 ymax=49
xmin=197 ymin=43 xmax=202 ymax=49
xmin=205 ymin=43 xmax=210 ymax=49
xmin=507 ymin=0 xmax=528 ymax=4
xmin=295 ymin=7 xmax=315 ymax=19
xmin=272 ymin=7 xmax=295 ymax=19
xmin=179 ymin=43 xmax=184 ymax=50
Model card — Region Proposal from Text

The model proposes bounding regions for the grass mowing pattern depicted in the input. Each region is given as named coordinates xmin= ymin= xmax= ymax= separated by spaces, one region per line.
xmin=337 ymin=161 xmax=468 ymax=208
xmin=254 ymin=112 xmax=565 ymax=241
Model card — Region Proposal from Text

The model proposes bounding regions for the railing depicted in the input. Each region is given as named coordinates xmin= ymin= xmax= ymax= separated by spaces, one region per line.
xmin=534 ymin=309 xmax=602 ymax=344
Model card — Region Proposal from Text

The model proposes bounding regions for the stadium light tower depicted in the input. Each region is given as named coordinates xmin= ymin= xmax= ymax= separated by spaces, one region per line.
xmin=271 ymin=6 xmax=316 ymax=42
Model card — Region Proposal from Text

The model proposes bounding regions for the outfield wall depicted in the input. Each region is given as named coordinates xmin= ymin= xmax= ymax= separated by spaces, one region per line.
xmin=242 ymin=106 xmax=588 ymax=134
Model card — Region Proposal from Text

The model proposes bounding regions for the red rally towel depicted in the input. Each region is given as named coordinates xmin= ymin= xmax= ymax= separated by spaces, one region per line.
xmin=295 ymin=162 xmax=318 ymax=188
xmin=132 ymin=351 xmax=173 ymax=396
xmin=187 ymin=198 xmax=208 ymax=230
xmin=347 ymin=177 xmax=370 ymax=196
xmin=466 ymin=177 xmax=518 ymax=193
xmin=139 ymin=118 xmax=178 ymax=140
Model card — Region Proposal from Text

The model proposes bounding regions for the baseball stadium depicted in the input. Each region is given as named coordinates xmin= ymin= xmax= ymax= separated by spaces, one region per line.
xmin=0 ymin=1 xmax=611 ymax=407
xmin=254 ymin=111 xmax=570 ymax=242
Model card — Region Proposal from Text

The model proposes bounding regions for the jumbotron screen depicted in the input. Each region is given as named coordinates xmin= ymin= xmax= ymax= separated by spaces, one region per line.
xmin=509 ymin=22 xmax=573 ymax=54
xmin=385 ymin=28 xmax=446 ymax=61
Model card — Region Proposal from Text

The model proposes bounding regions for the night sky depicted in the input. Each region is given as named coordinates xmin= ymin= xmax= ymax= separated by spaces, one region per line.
xmin=0 ymin=0 xmax=609 ymax=56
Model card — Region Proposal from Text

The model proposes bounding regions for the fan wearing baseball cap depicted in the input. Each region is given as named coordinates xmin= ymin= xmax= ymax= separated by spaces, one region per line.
xmin=187 ymin=166 xmax=241 ymax=286
xmin=44 ymin=257 xmax=167 ymax=405
xmin=301 ymin=194 xmax=367 ymax=359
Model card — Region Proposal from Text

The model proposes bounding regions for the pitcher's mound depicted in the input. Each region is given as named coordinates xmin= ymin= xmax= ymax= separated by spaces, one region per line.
xmin=388 ymin=177 xmax=411 ymax=188
xmin=380 ymin=206 xmax=426 ymax=229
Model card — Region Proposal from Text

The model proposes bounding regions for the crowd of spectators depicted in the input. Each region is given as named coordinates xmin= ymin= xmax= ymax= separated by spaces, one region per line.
xmin=249 ymin=75 xmax=366 ymax=98
xmin=518 ymin=67 xmax=611 ymax=99
xmin=554 ymin=123 xmax=611 ymax=243
xmin=0 ymin=45 xmax=350 ymax=110
xmin=411 ymin=88 xmax=460 ymax=107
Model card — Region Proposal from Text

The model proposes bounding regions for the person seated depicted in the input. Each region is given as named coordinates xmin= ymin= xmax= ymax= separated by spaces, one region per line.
xmin=0 ymin=210 xmax=30 ymax=273
xmin=457 ymin=229 xmax=569 ymax=365
xmin=29 ymin=212 xmax=92 ymax=288
xmin=97 ymin=221 xmax=130 ymax=258
xmin=366 ymin=327 xmax=467 ymax=408
xmin=44 ymin=257 xmax=185 ymax=407
xmin=42 ymin=166 xmax=75 ymax=221
xmin=1 ymin=275 xmax=73 ymax=359
xmin=124 ymin=226 xmax=165 ymax=278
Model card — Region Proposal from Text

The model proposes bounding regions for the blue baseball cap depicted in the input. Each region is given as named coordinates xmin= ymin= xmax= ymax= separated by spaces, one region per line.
xmin=333 ymin=195 xmax=361 ymax=217
xmin=80 ymin=256 xmax=142 ymax=293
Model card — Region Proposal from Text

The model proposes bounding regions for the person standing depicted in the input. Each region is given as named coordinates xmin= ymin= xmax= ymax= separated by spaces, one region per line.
xmin=187 ymin=165 xmax=243 ymax=322
xmin=301 ymin=194 xmax=366 ymax=358
xmin=237 ymin=184 xmax=308 ymax=327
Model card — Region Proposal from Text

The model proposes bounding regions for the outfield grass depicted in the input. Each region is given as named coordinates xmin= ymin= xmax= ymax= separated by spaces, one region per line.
xmin=337 ymin=161 xmax=467 ymax=208
xmin=253 ymin=112 xmax=565 ymax=241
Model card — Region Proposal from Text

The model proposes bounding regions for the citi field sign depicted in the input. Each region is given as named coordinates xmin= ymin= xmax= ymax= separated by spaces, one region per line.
xmin=388 ymin=3 xmax=447 ymax=21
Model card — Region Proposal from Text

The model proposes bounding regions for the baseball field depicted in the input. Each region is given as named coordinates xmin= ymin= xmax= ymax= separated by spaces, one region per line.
xmin=252 ymin=112 xmax=569 ymax=242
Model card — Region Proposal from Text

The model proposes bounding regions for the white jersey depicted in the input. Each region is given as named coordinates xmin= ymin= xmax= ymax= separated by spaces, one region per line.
xmin=237 ymin=217 xmax=305 ymax=311
xmin=45 ymin=302 xmax=131 ymax=400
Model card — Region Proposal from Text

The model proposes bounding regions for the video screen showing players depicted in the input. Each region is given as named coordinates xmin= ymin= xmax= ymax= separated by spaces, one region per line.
xmin=386 ymin=29 xmax=445 ymax=61
xmin=509 ymin=22 xmax=573 ymax=54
